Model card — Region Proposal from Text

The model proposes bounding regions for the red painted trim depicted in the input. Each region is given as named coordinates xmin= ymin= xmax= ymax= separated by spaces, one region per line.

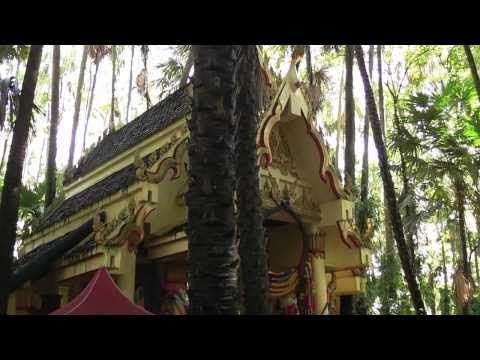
xmin=336 ymin=221 xmax=352 ymax=249
xmin=256 ymin=104 xmax=345 ymax=200
xmin=336 ymin=220 xmax=361 ymax=249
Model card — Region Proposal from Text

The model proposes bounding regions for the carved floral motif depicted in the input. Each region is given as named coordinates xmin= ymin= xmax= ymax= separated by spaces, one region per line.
xmin=92 ymin=197 xmax=155 ymax=252
xmin=270 ymin=127 xmax=298 ymax=178
xmin=134 ymin=132 xmax=188 ymax=184
xmin=260 ymin=173 xmax=320 ymax=213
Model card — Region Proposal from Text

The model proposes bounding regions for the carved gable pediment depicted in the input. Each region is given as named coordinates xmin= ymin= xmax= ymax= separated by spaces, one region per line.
xmin=269 ymin=126 xmax=299 ymax=178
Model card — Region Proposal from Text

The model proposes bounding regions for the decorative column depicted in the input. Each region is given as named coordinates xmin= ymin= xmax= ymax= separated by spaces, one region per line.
xmin=306 ymin=223 xmax=328 ymax=315
xmin=117 ymin=245 xmax=137 ymax=302
xmin=58 ymin=286 xmax=70 ymax=306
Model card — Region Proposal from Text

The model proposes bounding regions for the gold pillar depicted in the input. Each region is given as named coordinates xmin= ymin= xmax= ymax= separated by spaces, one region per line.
xmin=306 ymin=223 xmax=328 ymax=315
xmin=7 ymin=292 xmax=16 ymax=315
xmin=311 ymin=254 xmax=328 ymax=315
xmin=117 ymin=245 xmax=137 ymax=301
xmin=58 ymin=286 xmax=70 ymax=306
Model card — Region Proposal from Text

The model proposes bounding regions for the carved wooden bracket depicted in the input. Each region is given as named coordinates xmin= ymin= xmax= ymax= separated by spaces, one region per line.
xmin=336 ymin=219 xmax=362 ymax=249
xmin=134 ymin=137 xmax=188 ymax=185
xmin=93 ymin=197 xmax=156 ymax=252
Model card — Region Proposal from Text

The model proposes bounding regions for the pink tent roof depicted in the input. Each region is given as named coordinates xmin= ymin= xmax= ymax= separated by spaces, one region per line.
xmin=50 ymin=267 xmax=153 ymax=315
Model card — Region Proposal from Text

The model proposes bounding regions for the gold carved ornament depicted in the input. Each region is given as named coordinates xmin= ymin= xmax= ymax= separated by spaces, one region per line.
xmin=93 ymin=198 xmax=156 ymax=253
xmin=134 ymin=137 xmax=188 ymax=184
xmin=261 ymin=171 xmax=320 ymax=214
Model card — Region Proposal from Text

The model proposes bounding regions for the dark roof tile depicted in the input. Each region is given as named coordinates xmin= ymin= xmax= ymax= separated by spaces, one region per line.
xmin=65 ymin=85 xmax=191 ymax=185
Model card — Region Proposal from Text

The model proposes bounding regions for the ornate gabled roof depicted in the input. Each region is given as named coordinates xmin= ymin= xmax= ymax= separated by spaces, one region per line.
xmin=34 ymin=165 xmax=137 ymax=234
xmin=64 ymin=85 xmax=191 ymax=186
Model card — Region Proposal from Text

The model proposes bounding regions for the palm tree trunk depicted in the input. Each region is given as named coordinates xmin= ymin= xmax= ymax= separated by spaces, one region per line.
xmin=45 ymin=45 xmax=60 ymax=208
xmin=236 ymin=46 xmax=271 ymax=314
xmin=109 ymin=45 xmax=116 ymax=132
xmin=391 ymin=98 xmax=418 ymax=277
xmin=340 ymin=45 xmax=357 ymax=314
xmin=377 ymin=46 xmax=385 ymax=136
xmin=180 ymin=49 xmax=194 ymax=87
xmin=359 ymin=45 xmax=374 ymax=234
xmin=475 ymin=238 xmax=480 ymax=284
xmin=473 ymin=215 xmax=480 ymax=284
xmin=0 ymin=130 xmax=11 ymax=174
xmin=67 ymin=45 xmax=88 ymax=169
xmin=306 ymin=45 xmax=313 ymax=86
xmin=126 ymin=45 xmax=134 ymax=123
xmin=344 ymin=45 xmax=355 ymax=188
xmin=463 ymin=45 xmax=480 ymax=102
xmin=141 ymin=45 xmax=151 ymax=111
xmin=335 ymin=70 xmax=344 ymax=170
xmin=354 ymin=45 xmax=426 ymax=315
xmin=186 ymin=45 xmax=241 ymax=315
xmin=377 ymin=45 xmax=397 ymax=315
xmin=453 ymin=176 xmax=471 ymax=318
xmin=82 ymin=61 xmax=99 ymax=153
xmin=0 ymin=45 xmax=43 ymax=314
xmin=441 ymin=240 xmax=450 ymax=315
xmin=36 ymin=137 xmax=46 ymax=184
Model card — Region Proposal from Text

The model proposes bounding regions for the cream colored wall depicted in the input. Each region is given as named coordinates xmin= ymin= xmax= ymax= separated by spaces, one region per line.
xmin=324 ymin=226 xmax=362 ymax=270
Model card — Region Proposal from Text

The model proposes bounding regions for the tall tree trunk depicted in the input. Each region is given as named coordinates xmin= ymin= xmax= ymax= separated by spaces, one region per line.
xmin=454 ymin=177 xmax=470 ymax=279
xmin=350 ymin=45 xmax=375 ymax=315
xmin=344 ymin=45 xmax=355 ymax=188
xmin=335 ymin=70 xmax=344 ymax=170
xmin=441 ymin=240 xmax=450 ymax=315
xmin=354 ymin=45 xmax=426 ymax=315
xmin=340 ymin=45 xmax=357 ymax=314
xmin=35 ymin=137 xmax=46 ymax=184
xmin=45 ymin=45 xmax=60 ymax=207
xmin=428 ymin=271 xmax=436 ymax=315
xmin=377 ymin=46 xmax=385 ymax=136
xmin=0 ymin=130 xmax=11 ymax=174
xmin=473 ymin=211 xmax=480 ymax=284
xmin=359 ymin=45 xmax=374 ymax=234
xmin=180 ymin=49 xmax=194 ymax=87
xmin=82 ymin=61 xmax=99 ymax=153
xmin=377 ymin=45 xmax=402 ymax=314
xmin=84 ymin=61 xmax=93 ymax=122
xmin=475 ymin=237 xmax=480 ymax=285
xmin=0 ymin=45 xmax=43 ymax=314
xmin=463 ymin=45 xmax=480 ymax=102
xmin=453 ymin=176 xmax=472 ymax=316
xmin=236 ymin=46 xmax=271 ymax=314
xmin=391 ymin=97 xmax=418 ymax=277
xmin=186 ymin=45 xmax=241 ymax=314
xmin=109 ymin=45 xmax=116 ymax=132
xmin=141 ymin=45 xmax=151 ymax=111
xmin=67 ymin=45 xmax=88 ymax=169
xmin=305 ymin=45 xmax=313 ymax=86
xmin=126 ymin=45 xmax=134 ymax=123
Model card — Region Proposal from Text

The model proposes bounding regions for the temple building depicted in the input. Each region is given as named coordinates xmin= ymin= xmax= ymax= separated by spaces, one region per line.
xmin=7 ymin=49 xmax=370 ymax=315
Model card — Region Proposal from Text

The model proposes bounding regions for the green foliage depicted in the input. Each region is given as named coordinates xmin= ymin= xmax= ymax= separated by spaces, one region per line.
xmin=0 ymin=45 xmax=29 ymax=63
xmin=471 ymin=292 xmax=480 ymax=315
xmin=154 ymin=45 xmax=190 ymax=101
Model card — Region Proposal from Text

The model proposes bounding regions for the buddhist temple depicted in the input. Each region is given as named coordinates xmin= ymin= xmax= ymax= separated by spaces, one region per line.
xmin=7 ymin=48 xmax=370 ymax=315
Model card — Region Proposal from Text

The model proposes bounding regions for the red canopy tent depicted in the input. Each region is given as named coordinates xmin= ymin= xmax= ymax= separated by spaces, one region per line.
xmin=50 ymin=267 xmax=153 ymax=315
